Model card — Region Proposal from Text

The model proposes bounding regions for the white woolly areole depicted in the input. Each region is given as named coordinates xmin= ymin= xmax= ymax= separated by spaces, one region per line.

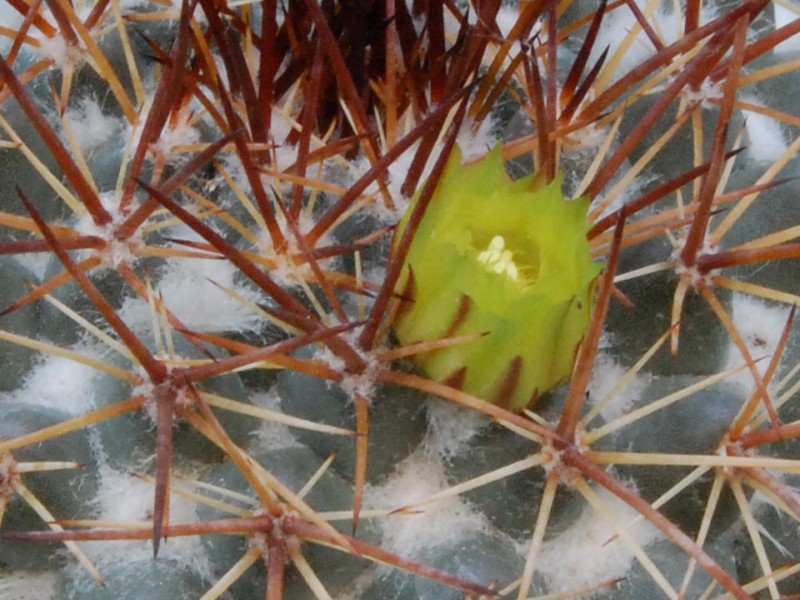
xmin=339 ymin=359 xmax=381 ymax=405
xmin=590 ymin=166 xmax=651 ymax=220
xmin=536 ymin=486 xmax=660 ymax=593
xmin=723 ymin=294 xmax=791 ymax=392
xmin=76 ymin=191 xmax=125 ymax=230
xmin=592 ymin=1 xmax=718 ymax=84
xmin=153 ymin=113 xmax=200 ymax=161
xmin=64 ymin=98 xmax=121 ymax=153
xmin=588 ymin=351 xmax=649 ymax=422
xmin=120 ymin=246 xmax=261 ymax=334
xmin=458 ymin=116 xmax=499 ymax=162
xmin=423 ymin=399 xmax=491 ymax=458
xmin=311 ymin=327 xmax=382 ymax=403
xmin=249 ymin=387 xmax=305 ymax=452
xmin=14 ymin=344 xmax=102 ymax=415
xmin=259 ymin=204 xmax=335 ymax=287
xmin=672 ymin=233 xmax=718 ymax=287
xmin=125 ymin=101 xmax=200 ymax=164
xmin=679 ymin=78 xmax=724 ymax=109
xmin=72 ymin=191 xmax=140 ymax=269
xmin=741 ymin=95 xmax=789 ymax=163
xmin=87 ymin=467 xmax=211 ymax=578
xmin=36 ymin=33 xmax=86 ymax=71
xmin=320 ymin=328 xmax=382 ymax=402
xmin=313 ymin=342 xmax=347 ymax=376
xmin=271 ymin=140 xmax=301 ymax=177
xmin=255 ymin=231 xmax=313 ymax=288
xmin=363 ymin=451 xmax=489 ymax=557
xmin=344 ymin=149 xmax=412 ymax=222
xmin=563 ymin=121 xmax=608 ymax=152
xmin=0 ymin=571 xmax=58 ymax=600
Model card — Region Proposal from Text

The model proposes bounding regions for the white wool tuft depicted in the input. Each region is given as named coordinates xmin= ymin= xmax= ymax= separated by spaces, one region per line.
xmin=153 ymin=117 xmax=200 ymax=161
xmin=563 ymin=122 xmax=609 ymax=153
xmin=249 ymin=387 xmax=304 ymax=452
xmin=14 ymin=345 xmax=103 ymax=415
xmin=326 ymin=328 xmax=381 ymax=402
xmin=364 ymin=451 xmax=489 ymax=557
xmin=680 ymin=79 xmax=723 ymax=109
xmin=36 ymin=33 xmax=86 ymax=70
xmin=423 ymin=399 xmax=490 ymax=458
xmin=588 ymin=351 xmax=649 ymax=423
xmin=88 ymin=467 xmax=211 ymax=578
xmin=337 ymin=355 xmax=380 ymax=402
xmin=592 ymin=2 xmax=717 ymax=84
xmin=723 ymin=294 xmax=791 ymax=391
xmin=741 ymin=95 xmax=789 ymax=163
xmin=119 ymin=236 xmax=261 ymax=334
xmin=591 ymin=167 xmax=650 ymax=220
xmin=124 ymin=101 xmax=199 ymax=164
xmin=269 ymin=108 xmax=301 ymax=175
xmin=458 ymin=116 xmax=499 ymax=162
xmin=536 ymin=486 xmax=660 ymax=593
xmin=352 ymin=146 xmax=415 ymax=219
xmin=592 ymin=6 xmax=660 ymax=83
xmin=270 ymin=105 xmax=295 ymax=144
xmin=254 ymin=229 xmax=315 ymax=288
xmin=65 ymin=98 xmax=121 ymax=154
xmin=71 ymin=192 xmax=140 ymax=269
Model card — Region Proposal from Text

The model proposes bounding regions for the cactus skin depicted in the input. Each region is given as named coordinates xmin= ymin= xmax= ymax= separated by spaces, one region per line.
xmin=393 ymin=146 xmax=601 ymax=411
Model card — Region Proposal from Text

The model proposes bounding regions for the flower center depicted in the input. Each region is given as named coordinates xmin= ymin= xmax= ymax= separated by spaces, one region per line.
xmin=477 ymin=235 xmax=520 ymax=281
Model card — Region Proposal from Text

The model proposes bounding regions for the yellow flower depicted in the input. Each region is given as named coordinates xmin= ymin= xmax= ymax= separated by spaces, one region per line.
xmin=393 ymin=146 xmax=601 ymax=411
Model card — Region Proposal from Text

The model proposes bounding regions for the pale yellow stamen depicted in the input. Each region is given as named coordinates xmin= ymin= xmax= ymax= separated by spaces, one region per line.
xmin=477 ymin=235 xmax=519 ymax=280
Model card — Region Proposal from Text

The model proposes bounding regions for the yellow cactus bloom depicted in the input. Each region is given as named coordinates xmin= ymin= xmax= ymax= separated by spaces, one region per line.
xmin=393 ymin=146 xmax=601 ymax=411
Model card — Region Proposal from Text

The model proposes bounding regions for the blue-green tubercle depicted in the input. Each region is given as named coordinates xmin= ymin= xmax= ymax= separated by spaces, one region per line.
xmin=393 ymin=146 xmax=601 ymax=411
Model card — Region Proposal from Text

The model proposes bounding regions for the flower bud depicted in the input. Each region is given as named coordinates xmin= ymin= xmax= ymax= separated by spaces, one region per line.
xmin=393 ymin=146 xmax=601 ymax=411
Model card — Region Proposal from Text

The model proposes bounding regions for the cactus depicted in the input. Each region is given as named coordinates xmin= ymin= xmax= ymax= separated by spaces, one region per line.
xmin=1 ymin=1 xmax=800 ymax=599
